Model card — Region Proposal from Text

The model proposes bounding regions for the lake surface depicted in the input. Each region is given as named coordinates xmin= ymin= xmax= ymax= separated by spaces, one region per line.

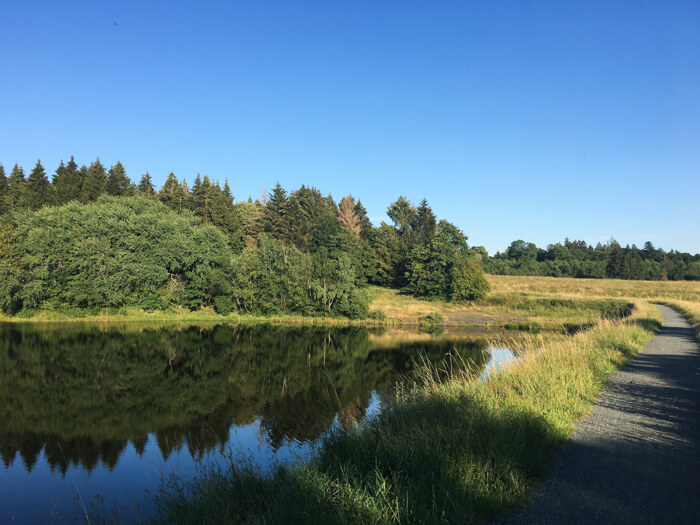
xmin=0 ymin=322 xmax=509 ymax=523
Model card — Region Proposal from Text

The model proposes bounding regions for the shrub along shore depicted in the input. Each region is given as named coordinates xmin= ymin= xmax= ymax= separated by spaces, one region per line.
xmin=152 ymin=301 xmax=662 ymax=524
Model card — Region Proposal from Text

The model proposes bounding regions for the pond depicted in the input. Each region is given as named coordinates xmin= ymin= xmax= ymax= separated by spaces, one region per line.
xmin=0 ymin=322 xmax=515 ymax=523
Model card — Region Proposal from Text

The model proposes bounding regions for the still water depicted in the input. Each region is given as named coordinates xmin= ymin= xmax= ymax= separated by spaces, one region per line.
xmin=0 ymin=322 xmax=511 ymax=523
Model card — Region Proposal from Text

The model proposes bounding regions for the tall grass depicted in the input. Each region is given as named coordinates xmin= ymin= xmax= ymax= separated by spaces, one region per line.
xmin=153 ymin=302 xmax=662 ymax=524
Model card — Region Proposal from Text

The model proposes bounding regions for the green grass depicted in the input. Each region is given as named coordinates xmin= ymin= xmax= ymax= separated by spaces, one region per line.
xmin=152 ymin=304 xmax=661 ymax=524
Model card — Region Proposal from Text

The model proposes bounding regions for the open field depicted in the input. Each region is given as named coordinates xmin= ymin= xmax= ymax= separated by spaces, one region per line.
xmin=488 ymin=274 xmax=700 ymax=302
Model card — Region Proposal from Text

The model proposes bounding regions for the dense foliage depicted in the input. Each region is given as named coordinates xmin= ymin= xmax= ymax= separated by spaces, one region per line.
xmin=0 ymin=158 xmax=489 ymax=316
xmin=483 ymin=238 xmax=700 ymax=281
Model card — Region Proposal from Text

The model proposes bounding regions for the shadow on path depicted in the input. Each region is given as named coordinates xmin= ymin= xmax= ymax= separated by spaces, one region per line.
xmin=498 ymin=304 xmax=700 ymax=524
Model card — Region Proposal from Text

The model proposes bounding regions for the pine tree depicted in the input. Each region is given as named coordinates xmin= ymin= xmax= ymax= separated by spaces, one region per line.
xmin=179 ymin=178 xmax=191 ymax=211
xmin=191 ymin=174 xmax=203 ymax=214
xmin=105 ymin=161 xmax=131 ymax=196
xmin=137 ymin=172 xmax=156 ymax=199
xmin=415 ymin=198 xmax=437 ymax=243
xmin=263 ymin=182 xmax=289 ymax=242
xmin=25 ymin=160 xmax=52 ymax=210
xmin=192 ymin=175 xmax=214 ymax=223
xmin=80 ymin=159 xmax=107 ymax=203
xmin=223 ymin=179 xmax=234 ymax=208
xmin=0 ymin=165 xmax=7 ymax=215
xmin=354 ymin=200 xmax=373 ymax=240
xmin=159 ymin=172 xmax=181 ymax=209
xmin=6 ymin=164 xmax=26 ymax=211
xmin=337 ymin=195 xmax=361 ymax=237
xmin=53 ymin=157 xmax=83 ymax=205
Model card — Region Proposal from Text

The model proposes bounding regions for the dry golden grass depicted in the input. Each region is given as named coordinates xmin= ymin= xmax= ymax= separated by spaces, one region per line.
xmin=488 ymin=274 xmax=700 ymax=302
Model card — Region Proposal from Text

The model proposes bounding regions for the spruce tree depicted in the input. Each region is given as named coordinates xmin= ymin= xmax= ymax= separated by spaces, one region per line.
xmin=106 ymin=161 xmax=131 ymax=196
xmin=263 ymin=182 xmax=290 ymax=242
xmin=179 ymin=178 xmax=191 ymax=211
xmin=191 ymin=173 xmax=202 ymax=213
xmin=80 ymin=159 xmax=107 ymax=203
xmin=53 ymin=157 xmax=83 ymax=205
xmin=137 ymin=172 xmax=156 ymax=199
xmin=337 ymin=195 xmax=361 ymax=237
xmin=25 ymin=159 xmax=51 ymax=210
xmin=0 ymin=165 xmax=7 ymax=215
xmin=415 ymin=198 xmax=437 ymax=243
xmin=158 ymin=172 xmax=180 ymax=209
xmin=6 ymin=164 xmax=26 ymax=212
xmin=354 ymin=200 xmax=373 ymax=240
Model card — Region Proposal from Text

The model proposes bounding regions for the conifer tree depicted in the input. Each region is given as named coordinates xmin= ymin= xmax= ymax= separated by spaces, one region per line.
xmin=263 ymin=182 xmax=289 ymax=242
xmin=0 ymin=165 xmax=7 ymax=215
xmin=191 ymin=174 xmax=202 ymax=213
xmin=25 ymin=160 xmax=51 ymax=210
xmin=337 ymin=195 xmax=361 ymax=237
xmin=179 ymin=178 xmax=191 ymax=211
xmin=159 ymin=172 xmax=181 ymax=209
xmin=192 ymin=175 xmax=214 ymax=223
xmin=415 ymin=198 xmax=437 ymax=243
xmin=105 ymin=161 xmax=131 ymax=196
xmin=80 ymin=159 xmax=107 ymax=202
xmin=137 ymin=172 xmax=156 ymax=199
xmin=52 ymin=157 xmax=83 ymax=205
xmin=6 ymin=164 xmax=26 ymax=212
xmin=223 ymin=179 xmax=234 ymax=208
xmin=354 ymin=200 xmax=373 ymax=240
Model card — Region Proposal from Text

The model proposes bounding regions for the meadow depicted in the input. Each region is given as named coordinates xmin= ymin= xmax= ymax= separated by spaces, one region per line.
xmin=152 ymin=275 xmax=698 ymax=524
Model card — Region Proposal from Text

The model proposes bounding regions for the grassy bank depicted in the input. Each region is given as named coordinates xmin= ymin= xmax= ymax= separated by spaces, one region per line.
xmin=0 ymin=306 xmax=386 ymax=327
xmin=153 ymin=301 xmax=662 ymax=524
xmin=5 ymin=276 xmax=695 ymax=330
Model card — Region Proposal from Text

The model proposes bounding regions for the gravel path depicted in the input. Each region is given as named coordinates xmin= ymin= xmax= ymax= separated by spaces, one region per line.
xmin=499 ymin=304 xmax=700 ymax=524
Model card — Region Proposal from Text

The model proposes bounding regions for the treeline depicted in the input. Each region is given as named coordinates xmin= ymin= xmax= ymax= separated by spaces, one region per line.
xmin=0 ymin=158 xmax=489 ymax=317
xmin=484 ymin=238 xmax=700 ymax=281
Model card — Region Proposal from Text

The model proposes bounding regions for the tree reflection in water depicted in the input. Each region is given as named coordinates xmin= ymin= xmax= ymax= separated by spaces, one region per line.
xmin=0 ymin=322 xmax=489 ymax=474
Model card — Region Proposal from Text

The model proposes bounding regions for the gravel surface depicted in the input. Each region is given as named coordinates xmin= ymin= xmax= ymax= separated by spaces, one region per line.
xmin=498 ymin=304 xmax=700 ymax=524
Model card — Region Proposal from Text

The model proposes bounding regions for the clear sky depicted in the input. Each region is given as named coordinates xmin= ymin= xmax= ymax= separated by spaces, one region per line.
xmin=1 ymin=1 xmax=698 ymax=255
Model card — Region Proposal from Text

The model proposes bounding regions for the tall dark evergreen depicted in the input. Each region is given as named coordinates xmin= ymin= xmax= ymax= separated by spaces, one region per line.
xmin=354 ymin=200 xmax=373 ymax=240
xmin=106 ymin=161 xmax=131 ymax=196
xmin=192 ymin=174 xmax=214 ymax=224
xmin=25 ymin=160 xmax=52 ymax=210
xmin=415 ymin=199 xmax=437 ymax=244
xmin=137 ymin=172 xmax=156 ymax=199
xmin=6 ymin=164 xmax=26 ymax=212
xmin=0 ymin=165 xmax=7 ymax=215
xmin=287 ymin=185 xmax=332 ymax=250
xmin=263 ymin=182 xmax=289 ymax=242
xmin=159 ymin=172 xmax=181 ymax=209
xmin=80 ymin=159 xmax=107 ymax=203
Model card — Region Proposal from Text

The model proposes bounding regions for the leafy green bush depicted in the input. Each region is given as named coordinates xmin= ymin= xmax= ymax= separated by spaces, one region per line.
xmin=213 ymin=295 xmax=234 ymax=315
xmin=0 ymin=196 xmax=232 ymax=313
xmin=450 ymin=257 xmax=490 ymax=302
xmin=419 ymin=312 xmax=444 ymax=325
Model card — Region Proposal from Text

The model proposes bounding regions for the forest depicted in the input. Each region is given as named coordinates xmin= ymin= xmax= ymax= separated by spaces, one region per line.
xmin=484 ymin=238 xmax=700 ymax=281
xmin=0 ymin=158 xmax=489 ymax=317
xmin=0 ymin=158 xmax=697 ymax=318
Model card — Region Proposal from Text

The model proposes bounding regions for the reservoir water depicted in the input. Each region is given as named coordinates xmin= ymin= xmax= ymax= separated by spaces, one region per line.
xmin=0 ymin=322 xmax=513 ymax=523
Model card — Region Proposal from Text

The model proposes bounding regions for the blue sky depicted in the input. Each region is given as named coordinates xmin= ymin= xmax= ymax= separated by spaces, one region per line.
xmin=1 ymin=1 xmax=698 ymax=254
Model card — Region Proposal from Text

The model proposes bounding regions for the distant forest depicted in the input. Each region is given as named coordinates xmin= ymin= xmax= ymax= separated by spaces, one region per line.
xmin=484 ymin=239 xmax=700 ymax=281
xmin=0 ymin=158 xmax=697 ymax=317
